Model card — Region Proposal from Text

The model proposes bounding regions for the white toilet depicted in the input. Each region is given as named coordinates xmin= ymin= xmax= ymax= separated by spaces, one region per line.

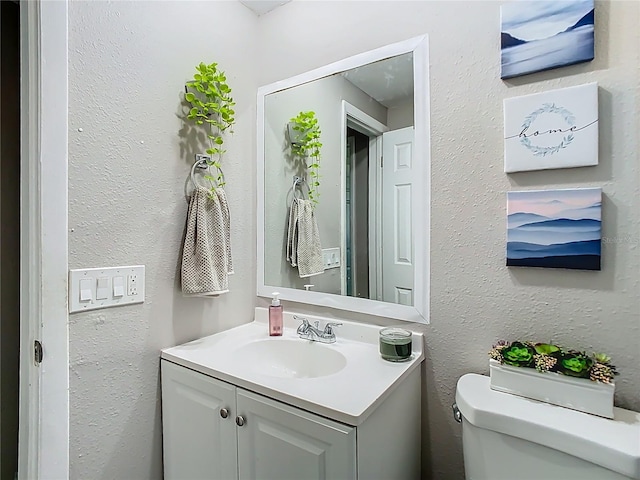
xmin=455 ymin=373 xmax=640 ymax=480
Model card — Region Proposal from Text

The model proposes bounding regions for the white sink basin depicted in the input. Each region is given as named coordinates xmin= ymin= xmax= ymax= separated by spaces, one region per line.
xmin=161 ymin=308 xmax=424 ymax=425
xmin=234 ymin=339 xmax=347 ymax=379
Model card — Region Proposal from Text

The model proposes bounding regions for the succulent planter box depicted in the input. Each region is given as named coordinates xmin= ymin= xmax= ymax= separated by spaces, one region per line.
xmin=489 ymin=359 xmax=615 ymax=418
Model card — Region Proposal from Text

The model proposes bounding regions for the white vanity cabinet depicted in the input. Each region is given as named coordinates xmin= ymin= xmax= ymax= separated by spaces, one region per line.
xmin=162 ymin=360 xmax=357 ymax=480
xmin=161 ymin=312 xmax=424 ymax=480
xmin=162 ymin=360 xmax=237 ymax=479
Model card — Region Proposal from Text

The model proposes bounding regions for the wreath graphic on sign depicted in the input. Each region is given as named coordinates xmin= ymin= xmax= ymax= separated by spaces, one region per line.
xmin=520 ymin=103 xmax=576 ymax=157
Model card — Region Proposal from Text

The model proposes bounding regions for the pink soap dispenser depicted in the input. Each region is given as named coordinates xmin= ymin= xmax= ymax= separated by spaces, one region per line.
xmin=269 ymin=292 xmax=283 ymax=336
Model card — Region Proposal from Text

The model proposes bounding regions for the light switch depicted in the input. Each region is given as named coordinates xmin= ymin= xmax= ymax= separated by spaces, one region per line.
xmin=96 ymin=277 xmax=109 ymax=300
xmin=113 ymin=276 xmax=125 ymax=298
xmin=69 ymin=265 xmax=144 ymax=313
xmin=79 ymin=278 xmax=92 ymax=302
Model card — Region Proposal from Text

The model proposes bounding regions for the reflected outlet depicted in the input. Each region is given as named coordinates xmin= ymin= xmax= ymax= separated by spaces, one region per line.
xmin=322 ymin=247 xmax=341 ymax=269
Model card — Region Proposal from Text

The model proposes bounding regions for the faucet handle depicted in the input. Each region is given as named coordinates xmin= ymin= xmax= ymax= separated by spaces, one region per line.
xmin=294 ymin=316 xmax=310 ymax=334
xmin=323 ymin=322 xmax=342 ymax=335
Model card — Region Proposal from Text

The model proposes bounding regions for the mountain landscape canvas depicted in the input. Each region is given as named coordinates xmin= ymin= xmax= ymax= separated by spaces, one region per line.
xmin=501 ymin=1 xmax=595 ymax=79
xmin=507 ymin=188 xmax=602 ymax=270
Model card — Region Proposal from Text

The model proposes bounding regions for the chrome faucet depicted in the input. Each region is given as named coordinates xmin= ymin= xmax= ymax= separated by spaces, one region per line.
xmin=295 ymin=316 xmax=342 ymax=344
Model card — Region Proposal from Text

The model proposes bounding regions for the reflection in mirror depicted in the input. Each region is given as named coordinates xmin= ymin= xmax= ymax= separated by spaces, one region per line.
xmin=258 ymin=36 xmax=430 ymax=323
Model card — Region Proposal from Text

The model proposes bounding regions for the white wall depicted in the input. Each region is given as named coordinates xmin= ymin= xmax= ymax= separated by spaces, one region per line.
xmin=256 ymin=1 xmax=640 ymax=479
xmin=387 ymin=98 xmax=414 ymax=130
xmin=263 ymin=74 xmax=386 ymax=294
xmin=67 ymin=2 xmax=258 ymax=477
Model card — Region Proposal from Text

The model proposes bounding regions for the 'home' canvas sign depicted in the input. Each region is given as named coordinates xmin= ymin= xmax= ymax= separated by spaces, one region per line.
xmin=504 ymin=83 xmax=598 ymax=173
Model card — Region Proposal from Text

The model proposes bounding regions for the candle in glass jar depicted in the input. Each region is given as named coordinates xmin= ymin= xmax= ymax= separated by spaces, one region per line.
xmin=379 ymin=327 xmax=412 ymax=362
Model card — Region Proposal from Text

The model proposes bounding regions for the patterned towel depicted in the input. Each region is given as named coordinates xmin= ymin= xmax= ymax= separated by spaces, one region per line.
xmin=286 ymin=198 xmax=324 ymax=278
xmin=181 ymin=186 xmax=233 ymax=296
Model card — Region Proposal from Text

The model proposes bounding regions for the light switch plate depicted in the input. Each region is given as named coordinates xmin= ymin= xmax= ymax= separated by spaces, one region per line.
xmin=69 ymin=265 xmax=145 ymax=313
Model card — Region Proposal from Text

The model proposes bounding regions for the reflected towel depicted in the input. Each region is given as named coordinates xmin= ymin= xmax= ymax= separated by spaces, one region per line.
xmin=287 ymin=198 xmax=324 ymax=278
xmin=181 ymin=186 xmax=233 ymax=296
xmin=286 ymin=199 xmax=300 ymax=267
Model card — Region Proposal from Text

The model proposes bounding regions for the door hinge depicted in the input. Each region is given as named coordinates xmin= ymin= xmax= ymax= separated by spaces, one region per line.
xmin=34 ymin=340 xmax=43 ymax=365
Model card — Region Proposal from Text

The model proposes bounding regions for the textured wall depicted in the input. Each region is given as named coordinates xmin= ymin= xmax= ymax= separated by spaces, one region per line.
xmin=67 ymin=1 xmax=639 ymax=478
xmin=256 ymin=2 xmax=640 ymax=479
xmin=68 ymin=2 xmax=258 ymax=477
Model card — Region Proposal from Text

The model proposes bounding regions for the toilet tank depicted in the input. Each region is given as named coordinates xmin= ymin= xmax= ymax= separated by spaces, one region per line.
xmin=455 ymin=374 xmax=640 ymax=480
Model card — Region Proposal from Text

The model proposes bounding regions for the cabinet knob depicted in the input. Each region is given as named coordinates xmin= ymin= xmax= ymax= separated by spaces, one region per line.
xmin=220 ymin=408 xmax=229 ymax=419
xmin=235 ymin=415 xmax=246 ymax=427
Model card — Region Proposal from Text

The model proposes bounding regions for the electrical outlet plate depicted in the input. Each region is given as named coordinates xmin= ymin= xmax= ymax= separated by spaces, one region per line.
xmin=127 ymin=273 xmax=139 ymax=296
xmin=322 ymin=247 xmax=341 ymax=269
xmin=69 ymin=265 xmax=145 ymax=313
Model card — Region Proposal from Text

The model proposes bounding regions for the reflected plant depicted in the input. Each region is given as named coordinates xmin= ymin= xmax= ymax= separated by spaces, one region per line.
xmin=289 ymin=111 xmax=322 ymax=206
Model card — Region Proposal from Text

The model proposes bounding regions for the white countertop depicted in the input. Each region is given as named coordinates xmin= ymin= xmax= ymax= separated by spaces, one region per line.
xmin=161 ymin=307 xmax=424 ymax=426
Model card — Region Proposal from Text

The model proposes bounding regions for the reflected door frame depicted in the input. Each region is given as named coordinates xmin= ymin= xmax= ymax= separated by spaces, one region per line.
xmin=340 ymin=101 xmax=388 ymax=299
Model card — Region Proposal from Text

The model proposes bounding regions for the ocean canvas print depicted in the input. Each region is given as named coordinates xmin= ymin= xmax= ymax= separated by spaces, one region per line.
xmin=501 ymin=0 xmax=595 ymax=79
xmin=507 ymin=188 xmax=601 ymax=270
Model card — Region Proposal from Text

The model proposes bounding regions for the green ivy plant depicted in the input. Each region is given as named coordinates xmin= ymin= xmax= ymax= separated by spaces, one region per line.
xmin=184 ymin=62 xmax=235 ymax=189
xmin=289 ymin=111 xmax=322 ymax=206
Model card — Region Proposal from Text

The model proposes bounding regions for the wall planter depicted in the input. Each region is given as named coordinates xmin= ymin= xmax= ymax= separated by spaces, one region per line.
xmin=490 ymin=359 xmax=614 ymax=418
xmin=184 ymin=61 xmax=236 ymax=193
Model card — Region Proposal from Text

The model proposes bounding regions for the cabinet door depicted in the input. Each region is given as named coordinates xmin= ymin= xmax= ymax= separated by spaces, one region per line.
xmin=236 ymin=389 xmax=356 ymax=480
xmin=161 ymin=360 xmax=238 ymax=480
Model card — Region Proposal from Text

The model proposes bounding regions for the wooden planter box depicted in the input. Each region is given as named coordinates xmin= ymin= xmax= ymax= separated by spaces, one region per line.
xmin=489 ymin=359 xmax=615 ymax=418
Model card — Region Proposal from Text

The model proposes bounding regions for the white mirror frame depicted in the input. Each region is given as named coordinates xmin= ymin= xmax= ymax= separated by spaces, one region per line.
xmin=257 ymin=35 xmax=430 ymax=323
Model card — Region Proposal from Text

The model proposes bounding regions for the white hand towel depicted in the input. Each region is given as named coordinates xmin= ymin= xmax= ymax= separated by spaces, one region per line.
xmin=295 ymin=199 xmax=324 ymax=278
xmin=215 ymin=187 xmax=234 ymax=275
xmin=181 ymin=186 xmax=231 ymax=296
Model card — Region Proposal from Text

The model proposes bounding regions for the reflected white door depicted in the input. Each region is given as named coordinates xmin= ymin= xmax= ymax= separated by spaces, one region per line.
xmin=381 ymin=127 xmax=414 ymax=305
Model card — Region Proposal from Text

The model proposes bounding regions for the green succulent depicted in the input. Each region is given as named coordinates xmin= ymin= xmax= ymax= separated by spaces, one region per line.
xmin=594 ymin=352 xmax=612 ymax=364
xmin=501 ymin=342 xmax=535 ymax=367
xmin=533 ymin=343 xmax=560 ymax=355
xmin=559 ymin=351 xmax=593 ymax=378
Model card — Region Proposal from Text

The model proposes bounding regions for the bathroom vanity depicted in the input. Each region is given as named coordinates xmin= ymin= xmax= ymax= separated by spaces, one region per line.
xmin=161 ymin=308 xmax=424 ymax=480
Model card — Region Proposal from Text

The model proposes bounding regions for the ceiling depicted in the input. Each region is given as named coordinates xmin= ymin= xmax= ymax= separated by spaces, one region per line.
xmin=341 ymin=53 xmax=414 ymax=108
xmin=239 ymin=0 xmax=292 ymax=16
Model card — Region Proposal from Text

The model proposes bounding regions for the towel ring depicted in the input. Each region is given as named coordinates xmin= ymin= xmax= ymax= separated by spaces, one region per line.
xmin=190 ymin=158 xmax=210 ymax=189
xmin=292 ymin=175 xmax=305 ymax=200
xmin=190 ymin=156 xmax=225 ymax=189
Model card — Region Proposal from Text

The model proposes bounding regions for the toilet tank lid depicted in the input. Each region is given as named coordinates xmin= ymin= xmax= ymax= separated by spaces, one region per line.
xmin=456 ymin=374 xmax=640 ymax=480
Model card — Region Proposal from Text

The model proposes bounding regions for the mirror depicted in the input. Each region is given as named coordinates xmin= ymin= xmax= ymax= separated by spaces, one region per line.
xmin=257 ymin=36 xmax=430 ymax=323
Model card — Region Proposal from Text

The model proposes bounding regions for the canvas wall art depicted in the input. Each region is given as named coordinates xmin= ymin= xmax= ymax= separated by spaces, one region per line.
xmin=504 ymin=82 xmax=598 ymax=173
xmin=501 ymin=0 xmax=594 ymax=79
xmin=506 ymin=188 xmax=602 ymax=271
